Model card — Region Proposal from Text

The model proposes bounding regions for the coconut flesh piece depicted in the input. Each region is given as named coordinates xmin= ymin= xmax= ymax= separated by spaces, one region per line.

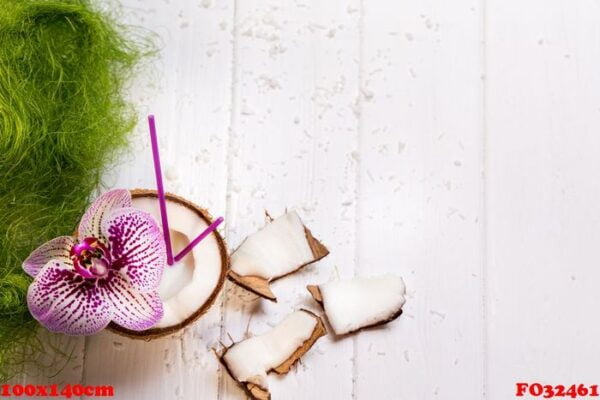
xmin=229 ymin=211 xmax=329 ymax=301
xmin=219 ymin=310 xmax=327 ymax=400
xmin=108 ymin=190 xmax=227 ymax=338
xmin=307 ymin=274 xmax=406 ymax=335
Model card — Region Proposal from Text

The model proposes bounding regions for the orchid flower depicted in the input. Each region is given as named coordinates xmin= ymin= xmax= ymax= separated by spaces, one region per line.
xmin=22 ymin=189 xmax=166 ymax=336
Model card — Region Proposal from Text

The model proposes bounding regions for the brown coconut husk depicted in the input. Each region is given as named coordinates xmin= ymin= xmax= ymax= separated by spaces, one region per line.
xmin=228 ymin=225 xmax=329 ymax=302
xmin=107 ymin=189 xmax=229 ymax=340
xmin=216 ymin=309 xmax=327 ymax=400
xmin=307 ymin=285 xmax=403 ymax=336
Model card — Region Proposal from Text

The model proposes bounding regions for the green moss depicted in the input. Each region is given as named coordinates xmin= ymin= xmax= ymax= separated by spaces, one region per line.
xmin=0 ymin=0 xmax=147 ymax=381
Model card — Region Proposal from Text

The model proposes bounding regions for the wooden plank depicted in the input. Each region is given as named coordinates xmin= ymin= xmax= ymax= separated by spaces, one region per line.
xmin=82 ymin=1 xmax=233 ymax=399
xmin=12 ymin=334 xmax=85 ymax=392
xmin=486 ymin=0 xmax=600 ymax=397
xmin=355 ymin=0 xmax=485 ymax=399
xmin=220 ymin=1 xmax=360 ymax=399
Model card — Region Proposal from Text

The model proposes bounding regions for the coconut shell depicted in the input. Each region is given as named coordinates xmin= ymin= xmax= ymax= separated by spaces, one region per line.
xmin=246 ymin=384 xmax=270 ymax=400
xmin=271 ymin=309 xmax=327 ymax=374
xmin=303 ymin=226 xmax=329 ymax=261
xmin=306 ymin=285 xmax=323 ymax=305
xmin=217 ymin=309 xmax=327 ymax=400
xmin=228 ymin=221 xmax=329 ymax=302
xmin=307 ymin=284 xmax=404 ymax=336
xmin=107 ymin=189 xmax=229 ymax=340
xmin=227 ymin=272 xmax=277 ymax=302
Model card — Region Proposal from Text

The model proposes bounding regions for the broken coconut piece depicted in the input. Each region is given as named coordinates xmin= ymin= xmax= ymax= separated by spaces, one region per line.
xmin=307 ymin=274 xmax=406 ymax=335
xmin=108 ymin=189 xmax=228 ymax=339
xmin=229 ymin=211 xmax=329 ymax=301
xmin=218 ymin=309 xmax=327 ymax=400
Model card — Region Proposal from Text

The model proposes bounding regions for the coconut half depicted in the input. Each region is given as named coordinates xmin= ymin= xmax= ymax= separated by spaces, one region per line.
xmin=108 ymin=189 xmax=228 ymax=339
xmin=307 ymin=274 xmax=406 ymax=336
xmin=217 ymin=309 xmax=326 ymax=400
xmin=229 ymin=211 xmax=329 ymax=302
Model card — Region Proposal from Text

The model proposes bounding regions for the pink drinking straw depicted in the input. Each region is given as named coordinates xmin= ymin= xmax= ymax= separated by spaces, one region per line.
xmin=148 ymin=115 xmax=174 ymax=265
xmin=148 ymin=114 xmax=225 ymax=266
xmin=174 ymin=216 xmax=224 ymax=263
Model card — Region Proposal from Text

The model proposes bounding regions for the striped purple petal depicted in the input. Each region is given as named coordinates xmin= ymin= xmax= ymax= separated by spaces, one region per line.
xmin=102 ymin=207 xmax=166 ymax=292
xmin=27 ymin=260 xmax=112 ymax=335
xmin=99 ymin=273 xmax=163 ymax=331
xmin=78 ymin=189 xmax=132 ymax=245
xmin=23 ymin=236 xmax=75 ymax=277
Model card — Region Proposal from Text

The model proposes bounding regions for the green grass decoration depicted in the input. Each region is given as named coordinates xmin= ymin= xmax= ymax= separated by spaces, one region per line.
xmin=0 ymin=0 xmax=146 ymax=381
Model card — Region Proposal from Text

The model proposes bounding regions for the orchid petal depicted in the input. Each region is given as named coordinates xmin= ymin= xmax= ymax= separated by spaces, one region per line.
xmin=78 ymin=189 xmax=132 ymax=243
xmin=23 ymin=236 xmax=75 ymax=278
xmin=102 ymin=207 xmax=166 ymax=292
xmin=99 ymin=273 xmax=163 ymax=331
xmin=27 ymin=260 xmax=111 ymax=335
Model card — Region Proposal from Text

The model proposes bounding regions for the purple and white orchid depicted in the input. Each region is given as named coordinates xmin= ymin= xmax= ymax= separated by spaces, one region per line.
xmin=23 ymin=189 xmax=166 ymax=336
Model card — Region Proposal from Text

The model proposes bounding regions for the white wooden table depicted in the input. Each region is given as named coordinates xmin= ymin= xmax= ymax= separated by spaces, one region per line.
xmin=17 ymin=0 xmax=600 ymax=399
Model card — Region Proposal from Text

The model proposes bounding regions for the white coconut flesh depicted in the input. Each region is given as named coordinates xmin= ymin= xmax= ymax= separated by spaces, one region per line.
xmin=222 ymin=310 xmax=325 ymax=390
xmin=131 ymin=196 xmax=224 ymax=329
xmin=230 ymin=211 xmax=328 ymax=300
xmin=311 ymin=275 xmax=406 ymax=335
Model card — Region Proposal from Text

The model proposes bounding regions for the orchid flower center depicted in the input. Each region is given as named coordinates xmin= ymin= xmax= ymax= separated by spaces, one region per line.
xmin=70 ymin=237 xmax=111 ymax=279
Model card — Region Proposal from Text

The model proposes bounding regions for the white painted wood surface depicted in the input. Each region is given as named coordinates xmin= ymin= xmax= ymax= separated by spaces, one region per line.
xmin=486 ymin=0 xmax=600 ymax=398
xmin=16 ymin=0 xmax=600 ymax=399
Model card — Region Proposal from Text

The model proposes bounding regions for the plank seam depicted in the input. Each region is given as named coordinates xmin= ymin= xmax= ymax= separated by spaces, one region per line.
xmin=80 ymin=336 xmax=88 ymax=400
xmin=481 ymin=0 xmax=489 ymax=397
xmin=218 ymin=0 xmax=239 ymax=398
xmin=352 ymin=0 xmax=366 ymax=398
